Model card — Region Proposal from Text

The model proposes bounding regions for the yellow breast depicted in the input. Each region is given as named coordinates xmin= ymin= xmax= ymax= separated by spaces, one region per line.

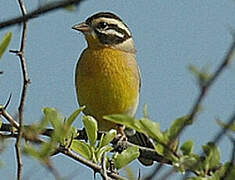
xmin=75 ymin=47 xmax=140 ymax=130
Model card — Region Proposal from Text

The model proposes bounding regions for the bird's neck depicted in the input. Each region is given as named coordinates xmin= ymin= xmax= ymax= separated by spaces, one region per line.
xmin=85 ymin=35 xmax=136 ymax=54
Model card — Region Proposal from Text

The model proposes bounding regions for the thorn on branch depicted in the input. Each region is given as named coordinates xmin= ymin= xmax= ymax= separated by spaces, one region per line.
xmin=4 ymin=93 xmax=12 ymax=109
xmin=9 ymin=49 xmax=21 ymax=55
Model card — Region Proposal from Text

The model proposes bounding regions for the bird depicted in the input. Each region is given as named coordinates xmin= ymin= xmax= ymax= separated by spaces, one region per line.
xmin=72 ymin=12 xmax=140 ymax=132
xmin=72 ymin=12 xmax=154 ymax=166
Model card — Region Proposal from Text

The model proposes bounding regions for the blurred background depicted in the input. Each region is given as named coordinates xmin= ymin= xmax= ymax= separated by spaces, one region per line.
xmin=0 ymin=0 xmax=235 ymax=179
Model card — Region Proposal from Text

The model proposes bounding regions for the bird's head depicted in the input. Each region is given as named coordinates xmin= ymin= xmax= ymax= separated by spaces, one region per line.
xmin=72 ymin=12 xmax=136 ymax=53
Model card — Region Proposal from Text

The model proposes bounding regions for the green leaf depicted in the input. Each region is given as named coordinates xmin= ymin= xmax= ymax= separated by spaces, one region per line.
xmin=176 ymin=154 xmax=201 ymax=172
xmin=189 ymin=65 xmax=211 ymax=87
xmin=64 ymin=5 xmax=77 ymax=11
xmin=23 ymin=144 xmax=40 ymax=160
xmin=154 ymin=143 xmax=179 ymax=163
xmin=61 ymin=126 xmax=78 ymax=147
xmin=143 ymin=104 xmax=149 ymax=119
xmin=99 ymin=129 xmax=117 ymax=148
xmin=43 ymin=107 xmax=69 ymax=144
xmin=167 ymin=115 xmax=189 ymax=141
xmin=216 ymin=119 xmax=235 ymax=132
xmin=82 ymin=116 xmax=98 ymax=146
xmin=71 ymin=140 xmax=92 ymax=160
xmin=24 ymin=115 xmax=50 ymax=139
xmin=66 ymin=106 xmax=85 ymax=128
xmin=114 ymin=146 xmax=140 ymax=169
xmin=43 ymin=107 xmax=64 ymax=129
xmin=139 ymin=118 xmax=165 ymax=143
xmin=181 ymin=140 xmax=194 ymax=155
xmin=154 ymin=143 xmax=165 ymax=156
xmin=202 ymin=142 xmax=220 ymax=172
xmin=39 ymin=141 xmax=56 ymax=159
xmin=96 ymin=145 xmax=113 ymax=163
xmin=104 ymin=114 xmax=145 ymax=133
xmin=214 ymin=162 xmax=235 ymax=180
xmin=0 ymin=32 xmax=12 ymax=59
xmin=24 ymin=142 xmax=54 ymax=163
xmin=105 ymin=115 xmax=167 ymax=145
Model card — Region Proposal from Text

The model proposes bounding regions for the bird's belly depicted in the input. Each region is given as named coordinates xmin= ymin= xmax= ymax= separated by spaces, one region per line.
xmin=75 ymin=48 xmax=139 ymax=130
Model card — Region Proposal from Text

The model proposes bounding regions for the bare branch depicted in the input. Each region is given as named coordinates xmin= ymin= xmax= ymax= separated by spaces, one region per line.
xmin=159 ymin=168 xmax=176 ymax=180
xmin=152 ymin=34 xmax=235 ymax=180
xmin=212 ymin=112 xmax=235 ymax=144
xmin=143 ymin=164 xmax=164 ymax=180
xmin=12 ymin=0 xmax=30 ymax=179
xmin=175 ymin=34 xmax=235 ymax=139
xmin=0 ymin=0 xmax=85 ymax=30
xmin=0 ymin=108 xmax=19 ymax=129
xmin=45 ymin=160 xmax=62 ymax=180
xmin=101 ymin=152 xmax=111 ymax=180
xmin=4 ymin=93 xmax=12 ymax=109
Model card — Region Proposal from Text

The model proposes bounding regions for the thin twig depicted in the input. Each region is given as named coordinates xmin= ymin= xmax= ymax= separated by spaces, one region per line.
xmin=13 ymin=0 xmax=30 ymax=179
xmin=4 ymin=93 xmax=12 ymax=109
xmin=0 ymin=0 xmax=85 ymax=29
xmin=0 ymin=108 xmax=19 ymax=129
xmin=182 ymin=111 xmax=235 ymax=179
xmin=101 ymin=152 xmax=111 ymax=180
xmin=45 ymin=160 xmax=62 ymax=180
xmin=175 ymin=34 xmax=235 ymax=139
xmin=159 ymin=168 xmax=176 ymax=180
xmin=159 ymin=34 xmax=235 ymax=180
xmin=143 ymin=163 xmax=164 ymax=180
xmin=212 ymin=112 xmax=235 ymax=144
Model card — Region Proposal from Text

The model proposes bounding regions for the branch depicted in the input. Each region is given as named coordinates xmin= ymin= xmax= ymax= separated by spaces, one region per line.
xmin=58 ymin=146 xmax=128 ymax=180
xmin=182 ymin=111 xmax=235 ymax=179
xmin=45 ymin=160 xmax=62 ymax=180
xmin=0 ymin=123 xmax=127 ymax=179
xmin=0 ymin=108 xmax=19 ymax=129
xmin=212 ymin=112 xmax=235 ymax=144
xmin=153 ymin=34 xmax=235 ymax=180
xmin=0 ymin=0 xmax=85 ymax=30
xmin=11 ymin=0 xmax=30 ymax=179
xmin=0 ymin=122 xmax=171 ymax=166
xmin=175 ymin=33 xmax=235 ymax=139
xmin=143 ymin=163 xmax=164 ymax=180
xmin=101 ymin=152 xmax=111 ymax=180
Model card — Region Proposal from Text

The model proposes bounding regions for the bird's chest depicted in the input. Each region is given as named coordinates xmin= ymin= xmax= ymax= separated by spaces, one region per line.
xmin=77 ymin=48 xmax=135 ymax=90
xmin=75 ymin=48 xmax=139 ymax=121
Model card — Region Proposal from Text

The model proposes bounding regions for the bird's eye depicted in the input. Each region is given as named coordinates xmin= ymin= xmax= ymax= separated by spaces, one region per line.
xmin=97 ymin=22 xmax=108 ymax=29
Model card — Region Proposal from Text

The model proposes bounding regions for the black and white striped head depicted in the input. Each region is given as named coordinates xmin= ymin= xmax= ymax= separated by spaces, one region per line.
xmin=72 ymin=12 xmax=136 ymax=53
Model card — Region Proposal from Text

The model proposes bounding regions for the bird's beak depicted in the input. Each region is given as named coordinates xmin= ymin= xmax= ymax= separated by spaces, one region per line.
xmin=72 ymin=22 xmax=90 ymax=32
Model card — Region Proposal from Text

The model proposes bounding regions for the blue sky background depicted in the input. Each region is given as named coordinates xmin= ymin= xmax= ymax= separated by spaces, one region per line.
xmin=0 ymin=0 xmax=235 ymax=179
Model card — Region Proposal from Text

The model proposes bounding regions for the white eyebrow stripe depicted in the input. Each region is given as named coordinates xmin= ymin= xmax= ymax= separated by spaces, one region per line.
xmin=94 ymin=17 xmax=131 ymax=36
xmin=105 ymin=29 xmax=125 ymax=38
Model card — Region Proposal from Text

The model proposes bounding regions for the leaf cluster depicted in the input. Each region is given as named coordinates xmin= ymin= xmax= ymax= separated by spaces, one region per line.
xmin=104 ymin=106 xmax=235 ymax=179
xmin=23 ymin=107 xmax=139 ymax=172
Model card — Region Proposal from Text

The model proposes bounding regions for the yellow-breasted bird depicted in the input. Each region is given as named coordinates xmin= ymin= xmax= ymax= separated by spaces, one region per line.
xmin=73 ymin=12 xmax=140 ymax=131
xmin=73 ymin=12 xmax=154 ymax=166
